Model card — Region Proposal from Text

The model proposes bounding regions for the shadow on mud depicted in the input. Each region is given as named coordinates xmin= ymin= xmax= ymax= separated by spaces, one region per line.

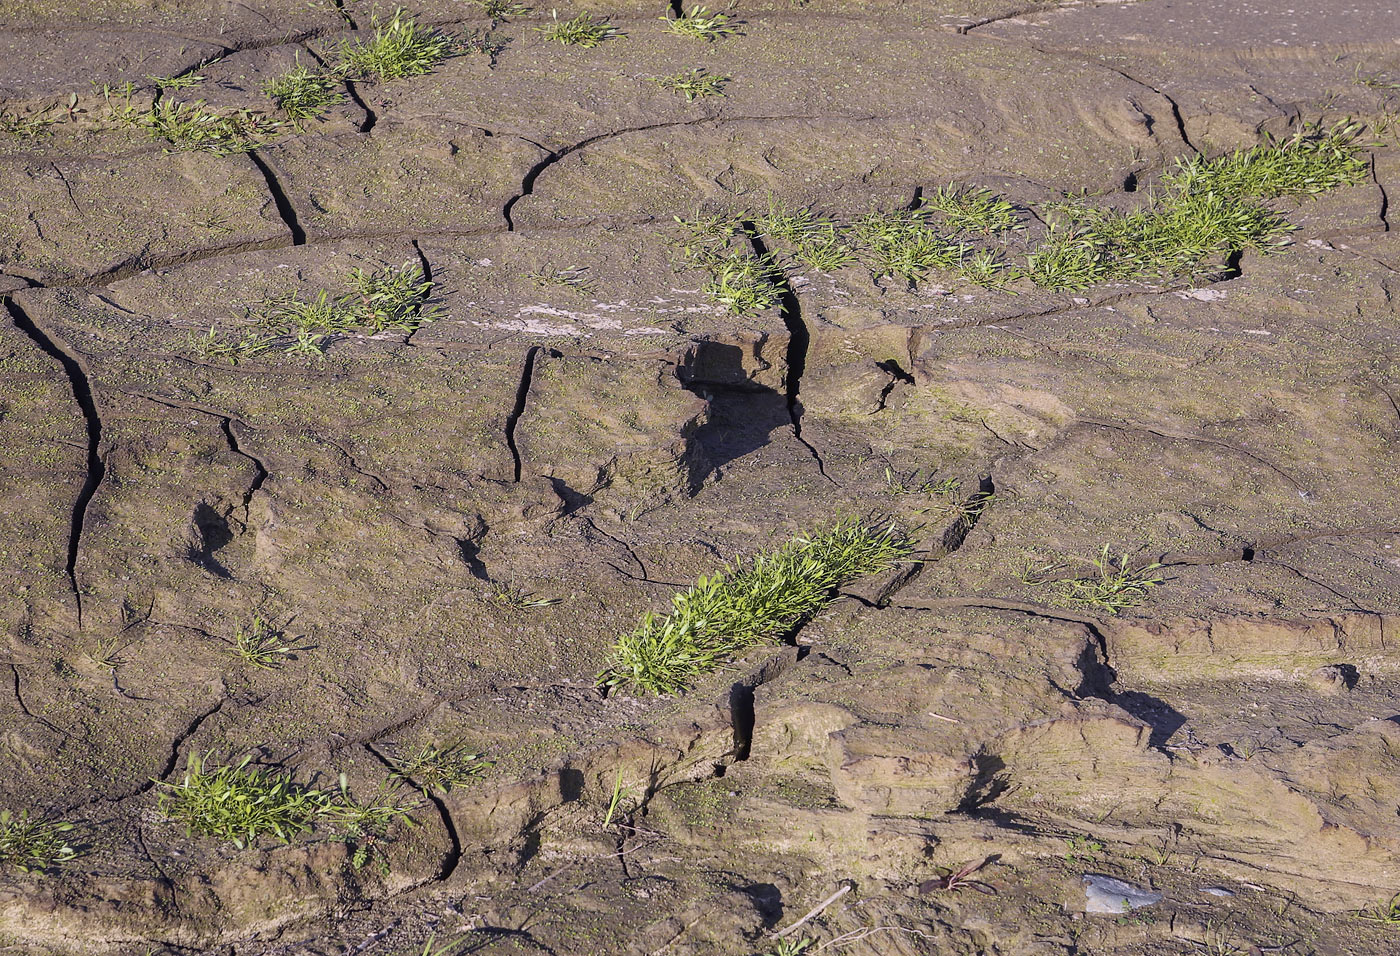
xmin=677 ymin=341 xmax=793 ymax=487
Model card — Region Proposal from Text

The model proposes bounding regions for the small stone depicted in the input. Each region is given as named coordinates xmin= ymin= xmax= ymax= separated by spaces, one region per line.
xmin=1083 ymin=874 xmax=1163 ymax=914
xmin=1202 ymin=886 xmax=1235 ymax=897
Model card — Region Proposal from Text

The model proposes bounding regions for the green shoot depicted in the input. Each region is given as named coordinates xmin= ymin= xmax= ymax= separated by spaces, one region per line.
xmin=388 ymin=743 xmax=492 ymax=793
xmin=467 ymin=0 xmax=531 ymax=20
xmin=922 ymin=184 xmax=1019 ymax=235
xmin=602 ymin=767 xmax=632 ymax=827
xmin=156 ymin=753 xmax=335 ymax=849
xmin=338 ymin=8 xmax=456 ymax=80
xmin=660 ymin=6 xmax=739 ymax=41
xmin=538 ymin=10 xmax=622 ymax=47
xmin=1024 ymin=545 xmax=1164 ymax=614
xmin=1164 ymin=121 xmax=1369 ymax=199
xmin=1356 ymin=894 xmax=1400 ymax=924
xmin=146 ymin=71 xmax=205 ymax=90
xmin=0 ymin=810 xmax=79 ymax=872
xmin=263 ymin=64 xmax=344 ymax=121
xmin=230 ymin=615 xmax=298 ymax=669
xmin=600 ymin=519 xmax=911 ymax=694
xmin=524 ymin=265 xmax=596 ymax=293
xmin=109 ymin=96 xmax=283 ymax=155
xmin=700 ymin=253 xmax=783 ymax=315
xmin=652 ymin=69 xmax=728 ymax=101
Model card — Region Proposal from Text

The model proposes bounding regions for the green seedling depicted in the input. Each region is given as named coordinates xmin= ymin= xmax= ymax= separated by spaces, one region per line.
xmin=0 ymin=107 xmax=59 ymax=138
xmin=852 ymin=208 xmax=964 ymax=284
xmin=763 ymin=940 xmax=814 ymax=956
xmin=957 ymin=248 xmax=1017 ymax=288
xmin=324 ymin=775 xmax=419 ymax=872
xmin=600 ymin=519 xmax=911 ymax=694
xmin=753 ymin=196 xmax=835 ymax=244
xmin=791 ymin=230 xmax=857 ymax=272
xmin=338 ymin=8 xmax=456 ymax=79
xmin=468 ymin=0 xmax=530 ymax=19
xmin=660 ymin=5 xmax=739 ymax=41
xmin=0 ymin=810 xmax=79 ymax=872
xmin=524 ymin=265 xmax=595 ymax=293
xmin=82 ymin=635 xmax=127 ymax=670
xmin=1356 ymin=893 xmax=1400 ymax=924
xmin=922 ymin=184 xmax=1019 ymax=234
xmin=108 ymin=94 xmax=283 ymax=155
xmin=1024 ymin=546 xmax=1164 ymax=614
xmin=388 ymin=742 xmax=492 ymax=793
xmin=156 ymin=753 xmax=335 ymax=848
xmin=700 ymin=252 xmax=783 ymax=314
xmin=1064 ymin=834 xmax=1104 ymax=863
xmin=602 ymin=767 xmax=635 ymax=827
xmin=229 ymin=615 xmax=298 ymax=669
xmin=672 ymin=211 xmax=746 ymax=257
xmin=263 ymin=64 xmax=344 ymax=121
xmin=146 ymin=71 xmax=205 ymax=90
xmin=538 ymin=10 xmax=622 ymax=47
xmin=652 ymin=68 xmax=729 ymax=101
xmin=1165 ymin=121 xmax=1369 ymax=198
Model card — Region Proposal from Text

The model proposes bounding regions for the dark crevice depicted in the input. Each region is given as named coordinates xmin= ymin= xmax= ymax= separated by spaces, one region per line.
xmin=873 ymin=358 xmax=915 ymax=412
xmin=247 ymin=150 xmax=306 ymax=245
xmin=668 ymin=0 xmax=685 ymax=16
xmin=121 ymin=699 xmax=228 ymax=800
xmin=220 ymin=418 xmax=269 ymax=525
xmin=1221 ymin=248 xmax=1244 ymax=280
xmin=331 ymin=0 xmax=358 ymax=28
xmin=410 ymin=239 xmax=433 ymax=283
xmin=743 ymin=227 xmax=831 ymax=482
xmin=1373 ymin=154 xmax=1390 ymax=232
xmin=4 ymin=297 xmax=105 ymax=624
xmin=1095 ymin=65 xmax=1199 ymax=155
xmin=505 ymin=346 xmax=543 ymax=482
xmin=10 ymin=664 xmax=67 ymax=736
xmin=365 ymin=744 xmax=462 ymax=881
xmin=345 ymin=80 xmax=376 ymax=132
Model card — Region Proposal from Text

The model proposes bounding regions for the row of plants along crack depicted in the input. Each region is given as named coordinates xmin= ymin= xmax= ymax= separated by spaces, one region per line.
xmin=0 ymin=4 xmax=745 ymax=151
xmin=677 ymin=121 xmax=1370 ymax=306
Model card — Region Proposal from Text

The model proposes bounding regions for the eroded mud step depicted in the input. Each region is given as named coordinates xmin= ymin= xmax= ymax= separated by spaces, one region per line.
xmin=4 ymin=0 xmax=1400 ymax=952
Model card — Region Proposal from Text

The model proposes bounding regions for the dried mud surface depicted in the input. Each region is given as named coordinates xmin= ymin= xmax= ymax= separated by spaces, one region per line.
xmin=2 ymin=0 xmax=1400 ymax=953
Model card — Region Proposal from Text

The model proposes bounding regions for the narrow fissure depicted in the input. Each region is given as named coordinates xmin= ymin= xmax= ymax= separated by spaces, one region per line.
xmin=331 ymin=0 xmax=358 ymax=28
xmin=906 ymin=185 xmax=924 ymax=210
xmin=1373 ymin=155 xmax=1390 ymax=232
xmin=668 ymin=0 xmax=685 ymax=16
xmin=247 ymin=150 xmax=306 ymax=245
xmin=365 ymin=744 xmax=463 ymax=881
xmin=219 ymin=418 xmax=268 ymax=526
xmin=410 ymin=239 xmax=433 ymax=283
xmin=345 ymin=80 xmax=376 ymax=132
xmin=505 ymin=346 xmax=543 ymax=481
xmin=743 ymin=227 xmax=831 ymax=480
xmin=4 ymin=298 xmax=105 ymax=621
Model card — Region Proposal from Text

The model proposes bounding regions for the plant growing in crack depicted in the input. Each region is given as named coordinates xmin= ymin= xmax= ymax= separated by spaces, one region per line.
xmin=600 ymin=519 xmax=911 ymax=694
xmin=229 ymin=614 xmax=301 ymax=669
xmin=264 ymin=63 xmax=345 ymax=121
xmin=82 ymin=635 xmax=128 ymax=670
xmin=652 ymin=69 xmax=729 ymax=101
xmin=388 ymin=742 xmax=493 ymax=793
xmin=0 ymin=810 xmax=80 ymax=872
xmin=538 ymin=10 xmax=622 ymax=47
xmin=1023 ymin=545 xmax=1164 ymax=614
xmin=467 ymin=0 xmax=531 ymax=21
xmin=1356 ymin=893 xmax=1400 ymax=924
xmin=661 ymin=5 xmax=740 ymax=41
xmin=337 ymin=8 xmax=457 ymax=79
xmin=106 ymin=92 xmax=284 ymax=154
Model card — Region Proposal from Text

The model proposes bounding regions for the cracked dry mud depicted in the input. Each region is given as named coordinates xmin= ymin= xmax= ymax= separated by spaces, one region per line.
xmin=2 ymin=0 xmax=1400 ymax=953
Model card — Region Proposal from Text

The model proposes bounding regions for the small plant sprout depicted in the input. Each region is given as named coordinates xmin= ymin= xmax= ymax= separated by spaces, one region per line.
xmin=672 ymin=211 xmax=745 ymax=256
xmin=1023 ymin=546 xmax=1164 ymax=614
xmin=764 ymin=940 xmax=814 ymax=956
xmin=263 ymin=64 xmax=344 ymax=121
xmin=700 ymin=253 xmax=782 ymax=315
xmin=146 ymin=70 xmax=205 ymax=90
xmin=918 ymin=857 xmax=997 ymax=895
xmin=524 ymin=265 xmax=596 ymax=293
xmin=468 ymin=0 xmax=531 ymax=20
xmin=0 ymin=107 xmax=59 ymax=138
xmin=792 ymin=230 xmax=857 ymax=272
xmin=324 ymin=776 xmax=419 ymax=872
xmin=0 ymin=810 xmax=80 ymax=872
xmin=230 ymin=615 xmax=297 ymax=669
xmin=652 ymin=69 xmax=728 ymax=101
xmin=416 ymin=935 xmax=467 ymax=956
xmin=600 ymin=519 xmax=911 ymax=694
xmin=494 ymin=585 xmax=563 ymax=609
xmin=388 ymin=743 xmax=492 ymax=793
xmin=156 ymin=753 xmax=333 ymax=848
xmin=1356 ymin=893 xmax=1400 ymax=924
xmin=753 ymin=196 xmax=835 ymax=244
xmin=661 ymin=5 xmax=739 ymax=41
xmin=82 ymin=635 xmax=127 ymax=670
xmin=538 ymin=10 xmax=622 ymax=47
xmin=1063 ymin=834 xmax=1105 ymax=863
xmin=602 ymin=767 xmax=634 ymax=827
xmin=338 ymin=8 xmax=456 ymax=80
xmin=109 ymin=96 xmax=284 ymax=154
xmin=923 ymin=184 xmax=1019 ymax=235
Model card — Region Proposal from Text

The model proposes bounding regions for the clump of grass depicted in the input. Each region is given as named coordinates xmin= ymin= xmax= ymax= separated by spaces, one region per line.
xmin=494 ymin=584 xmax=563 ymax=609
xmin=672 ymin=211 xmax=745 ymax=257
xmin=600 ymin=519 xmax=911 ymax=694
xmin=264 ymin=64 xmax=344 ymax=121
xmin=525 ymin=265 xmax=595 ymax=293
xmin=146 ymin=71 xmax=205 ymax=90
xmin=0 ymin=107 xmax=59 ymax=139
xmin=753 ymin=196 xmax=834 ymax=244
xmin=389 ymin=743 xmax=492 ymax=793
xmin=853 ymin=209 xmax=965 ymax=284
xmin=156 ymin=753 xmax=416 ymax=855
xmin=1022 ymin=225 xmax=1106 ymax=290
xmin=1024 ymin=545 xmax=1164 ymax=614
xmin=0 ymin=810 xmax=79 ymax=872
xmin=230 ymin=615 xmax=298 ymax=669
xmin=1356 ymin=894 xmax=1400 ymax=924
xmin=538 ymin=9 xmax=621 ymax=47
xmin=1164 ymin=121 xmax=1369 ymax=199
xmin=652 ymin=68 xmax=728 ymax=101
xmin=791 ymin=229 xmax=857 ymax=272
xmin=700 ymin=252 xmax=783 ymax=314
xmin=323 ymin=778 xmax=419 ymax=872
xmin=660 ymin=5 xmax=739 ymax=41
xmin=922 ymin=184 xmax=1019 ymax=235
xmin=82 ymin=636 xmax=127 ymax=670
xmin=108 ymin=95 xmax=283 ymax=155
xmin=468 ymin=0 xmax=531 ymax=20
xmin=194 ymin=261 xmax=441 ymax=360
xmin=338 ymin=8 xmax=456 ymax=79
xmin=957 ymin=248 xmax=1017 ymax=288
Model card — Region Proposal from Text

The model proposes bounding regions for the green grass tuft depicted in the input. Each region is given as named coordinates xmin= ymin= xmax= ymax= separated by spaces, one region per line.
xmin=853 ymin=209 xmax=965 ymax=284
xmin=538 ymin=9 xmax=622 ymax=47
xmin=922 ymin=184 xmax=1019 ymax=235
xmin=699 ymin=252 xmax=783 ymax=314
xmin=230 ymin=615 xmax=298 ymax=669
xmin=0 ymin=810 xmax=79 ymax=872
xmin=1164 ymin=121 xmax=1369 ymax=199
xmin=264 ymin=64 xmax=344 ymax=120
xmin=467 ymin=0 xmax=531 ymax=20
xmin=652 ymin=68 xmax=729 ymax=101
xmin=109 ymin=96 xmax=283 ymax=155
xmin=1024 ymin=545 xmax=1164 ymax=614
xmin=660 ymin=5 xmax=739 ymax=41
xmin=600 ymin=519 xmax=911 ymax=694
xmin=338 ymin=8 xmax=456 ymax=79
xmin=389 ymin=743 xmax=492 ymax=793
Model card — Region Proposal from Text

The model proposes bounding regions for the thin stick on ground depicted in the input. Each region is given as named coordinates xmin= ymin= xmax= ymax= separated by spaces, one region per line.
xmin=772 ymin=883 xmax=852 ymax=939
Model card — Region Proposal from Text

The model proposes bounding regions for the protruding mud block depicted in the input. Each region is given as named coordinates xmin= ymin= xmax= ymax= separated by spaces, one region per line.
xmin=824 ymin=725 xmax=977 ymax=815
